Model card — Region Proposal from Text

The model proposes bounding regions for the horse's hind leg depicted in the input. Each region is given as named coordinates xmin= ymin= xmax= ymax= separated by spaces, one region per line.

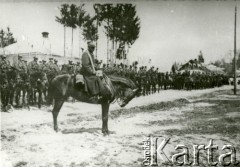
xmin=101 ymin=100 xmax=110 ymax=136
xmin=52 ymin=99 xmax=64 ymax=132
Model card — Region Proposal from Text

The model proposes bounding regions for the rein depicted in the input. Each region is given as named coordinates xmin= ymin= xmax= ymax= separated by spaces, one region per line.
xmin=102 ymin=74 xmax=118 ymax=103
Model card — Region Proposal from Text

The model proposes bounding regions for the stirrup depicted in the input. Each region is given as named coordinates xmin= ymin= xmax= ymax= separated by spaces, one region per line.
xmin=89 ymin=95 xmax=102 ymax=101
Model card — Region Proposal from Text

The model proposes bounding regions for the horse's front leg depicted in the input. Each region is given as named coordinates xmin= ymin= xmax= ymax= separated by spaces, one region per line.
xmin=101 ymin=100 xmax=110 ymax=136
xmin=52 ymin=99 xmax=64 ymax=132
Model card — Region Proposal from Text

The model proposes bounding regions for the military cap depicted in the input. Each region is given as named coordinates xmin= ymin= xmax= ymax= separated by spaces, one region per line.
xmin=49 ymin=57 xmax=53 ymax=60
xmin=54 ymin=59 xmax=58 ymax=62
xmin=2 ymin=54 xmax=7 ymax=58
xmin=87 ymin=41 xmax=95 ymax=47
xmin=33 ymin=56 xmax=38 ymax=59
xmin=42 ymin=59 xmax=46 ymax=62
xmin=18 ymin=55 xmax=22 ymax=58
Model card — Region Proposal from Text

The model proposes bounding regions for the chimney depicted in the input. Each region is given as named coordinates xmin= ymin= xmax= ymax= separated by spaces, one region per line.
xmin=42 ymin=32 xmax=49 ymax=38
xmin=42 ymin=32 xmax=51 ymax=55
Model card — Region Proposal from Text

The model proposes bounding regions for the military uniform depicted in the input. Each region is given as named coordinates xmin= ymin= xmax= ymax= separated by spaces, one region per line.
xmin=46 ymin=58 xmax=57 ymax=81
xmin=39 ymin=60 xmax=48 ymax=73
xmin=141 ymin=67 xmax=147 ymax=95
xmin=0 ymin=56 xmax=11 ymax=109
xmin=135 ymin=67 xmax=142 ymax=94
xmin=53 ymin=59 xmax=60 ymax=74
xmin=13 ymin=56 xmax=28 ymax=82
xmin=0 ymin=56 xmax=11 ymax=81
xmin=65 ymin=61 xmax=75 ymax=74
xmin=28 ymin=57 xmax=40 ymax=86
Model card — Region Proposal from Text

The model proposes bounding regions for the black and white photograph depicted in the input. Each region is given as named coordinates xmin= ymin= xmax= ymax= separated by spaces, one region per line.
xmin=1 ymin=0 xmax=240 ymax=166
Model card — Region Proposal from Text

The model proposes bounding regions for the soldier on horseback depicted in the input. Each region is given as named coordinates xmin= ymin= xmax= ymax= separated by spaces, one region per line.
xmin=79 ymin=41 xmax=112 ymax=101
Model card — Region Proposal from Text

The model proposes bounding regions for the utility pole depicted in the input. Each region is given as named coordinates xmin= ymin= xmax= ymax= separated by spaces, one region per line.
xmin=94 ymin=4 xmax=99 ymax=59
xmin=96 ymin=17 xmax=98 ymax=59
xmin=233 ymin=6 xmax=237 ymax=95
xmin=64 ymin=26 xmax=66 ymax=58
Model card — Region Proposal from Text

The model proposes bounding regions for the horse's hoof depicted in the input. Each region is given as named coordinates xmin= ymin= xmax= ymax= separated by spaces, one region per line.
xmin=54 ymin=126 xmax=60 ymax=133
xmin=102 ymin=130 xmax=109 ymax=136
xmin=103 ymin=132 xmax=108 ymax=136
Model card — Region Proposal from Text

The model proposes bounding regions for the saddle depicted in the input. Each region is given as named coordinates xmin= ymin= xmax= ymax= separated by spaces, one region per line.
xmin=74 ymin=74 xmax=115 ymax=102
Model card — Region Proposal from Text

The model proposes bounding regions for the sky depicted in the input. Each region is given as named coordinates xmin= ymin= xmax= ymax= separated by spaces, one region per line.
xmin=0 ymin=0 xmax=240 ymax=71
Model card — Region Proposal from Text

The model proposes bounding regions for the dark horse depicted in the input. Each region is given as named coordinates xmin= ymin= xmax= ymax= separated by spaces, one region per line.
xmin=47 ymin=74 xmax=138 ymax=135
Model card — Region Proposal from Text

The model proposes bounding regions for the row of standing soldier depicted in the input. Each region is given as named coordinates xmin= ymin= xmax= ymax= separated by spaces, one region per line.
xmin=102 ymin=63 xmax=228 ymax=96
xmin=0 ymin=55 xmax=81 ymax=111
xmin=0 ymin=54 xmax=228 ymax=111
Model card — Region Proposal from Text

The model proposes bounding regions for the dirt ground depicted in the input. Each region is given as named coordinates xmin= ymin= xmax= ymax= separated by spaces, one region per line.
xmin=1 ymin=86 xmax=240 ymax=167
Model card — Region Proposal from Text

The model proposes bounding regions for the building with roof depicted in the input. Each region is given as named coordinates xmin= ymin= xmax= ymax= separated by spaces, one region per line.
xmin=1 ymin=32 xmax=80 ymax=65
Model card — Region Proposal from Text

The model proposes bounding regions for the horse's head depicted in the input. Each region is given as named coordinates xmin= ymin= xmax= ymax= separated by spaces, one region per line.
xmin=117 ymin=87 xmax=138 ymax=107
xmin=108 ymin=75 xmax=139 ymax=107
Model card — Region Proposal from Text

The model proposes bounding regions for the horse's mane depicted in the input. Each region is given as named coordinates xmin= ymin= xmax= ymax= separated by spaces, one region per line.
xmin=107 ymin=75 xmax=136 ymax=89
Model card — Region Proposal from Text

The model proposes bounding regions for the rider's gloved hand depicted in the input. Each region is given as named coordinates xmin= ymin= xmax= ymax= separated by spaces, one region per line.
xmin=96 ymin=70 xmax=103 ymax=77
